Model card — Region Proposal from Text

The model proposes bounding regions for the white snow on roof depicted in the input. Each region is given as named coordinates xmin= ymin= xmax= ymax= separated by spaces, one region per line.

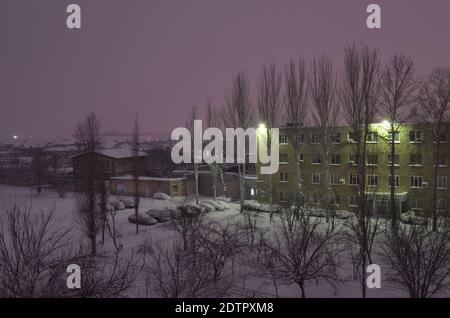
xmin=71 ymin=148 xmax=146 ymax=159
xmin=111 ymin=175 xmax=185 ymax=182
xmin=100 ymin=148 xmax=146 ymax=159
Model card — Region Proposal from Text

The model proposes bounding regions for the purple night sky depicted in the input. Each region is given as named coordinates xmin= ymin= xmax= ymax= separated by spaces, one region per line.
xmin=1 ymin=0 xmax=450 ymax=138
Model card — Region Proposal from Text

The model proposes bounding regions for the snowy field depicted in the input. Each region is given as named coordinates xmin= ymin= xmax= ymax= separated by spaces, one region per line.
xmin=0 ymin=184 xmax=419 ymax=298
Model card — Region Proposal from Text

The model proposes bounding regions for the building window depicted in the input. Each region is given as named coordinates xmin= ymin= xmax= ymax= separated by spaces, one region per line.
xmin=311 ymin=133 xmax=321 ymax=144
xmin=312 ymin=154 xmax=322 ymax=165
xmin=388 ymin=131 xmax=400 ymax=143
xmin=250 ymin=188 xmax=256 ymax=196
xmin=349 ymin=195 xmax=358 ymax=206
xmin=279 ymin=134 xmax=288 ymax=144
xmin=312 ymin=173 xmax=321 ymax=184
xmin=411 ymin=198 xmax=423 ymax=211
xmin=367 ymin=175 xmax=378 ymax=187
xmin=279 ymin=191 xmax=288 ymax=202
xmin=435 ymin=153 xmax=447 ymax=167
xmin=409 ymin=131 xmax=422 ymax=143
xmin=410 ymin=154 xmax=422 ymax=166
xmin=367 ymin=154 xmax=378 ymax=166
xmin=388 ymin=176 xmax=400 ymax=188
xmin=331 ymin=154 xmax=341 ymax=165
xmin=280 ymin=172 xmax=288 ymax=182
xmin=410 ymin=176 xmax=423 ymax=188
xmin=388 ymin=154 xmax=400 ymax=166
xmin=366 ymin=131 xmax=378 ymax=143
xmin=171 ymin=184 xmax=179 ymax=194
xmin=437 ymin=198 xmax=447 ymax=210
xmin=279 ymin=153 xmax=288 ymax=164
xmin=438 ymin=176 xmax=447 ymax=189
xmin=330 ymin=174 xmax=340 ymax=185
xmin=348 ymin=154 xmax=359 ymax=165
xmin=312 ymin=193 xmax=321 ymax=205
xmin=439 ymin=133 xmax=447 ymax=143
xmin=296 ymin=134 xmax=304 ymax=144
xmin=349 ymin=174 xmax=359 ymax=186
xmin=331 ymin=133 xmax=341 ymax=144
xmin=348 ymin=131 xmax=356 ymax=143
xmin=333 ymin=194 xmax=341 ymax=205
xmin=299 ymin=153 xmax=304 ymax=163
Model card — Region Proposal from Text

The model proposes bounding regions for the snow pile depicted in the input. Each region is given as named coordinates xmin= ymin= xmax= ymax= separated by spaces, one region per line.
xmin=401 ymin=210 xmax=428 ymax=225
xmin=153 ymin=193 xmax=171 ymax=200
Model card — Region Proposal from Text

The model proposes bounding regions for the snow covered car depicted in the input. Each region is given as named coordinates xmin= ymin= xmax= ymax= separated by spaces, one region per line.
xmin=203 ymin=200 xmax=225 ymax=211
xmin=146 ymin=209 xmax=171 ymax=222
xmin=128 ymin=213 xmax=157 ymax=226
xmin=199 ymin=202 xmax=215 ymax=212
xmin=153 ymin=192 xmax=172 ymax=200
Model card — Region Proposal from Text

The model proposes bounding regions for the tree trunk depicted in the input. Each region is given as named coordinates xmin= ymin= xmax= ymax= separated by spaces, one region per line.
xmin=390 ymin=126 xmax=397 ymax=229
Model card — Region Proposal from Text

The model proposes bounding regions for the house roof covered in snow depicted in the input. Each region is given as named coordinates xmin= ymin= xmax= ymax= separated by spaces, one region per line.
xmin=70 ymin=148 xmax=146 ymax=160
xmin=110 ymin=175 xmax=185 ymax=182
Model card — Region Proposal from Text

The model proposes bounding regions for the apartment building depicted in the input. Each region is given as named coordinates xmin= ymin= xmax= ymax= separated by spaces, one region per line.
xmin=256 ymin=123 xmax=450 ymax=216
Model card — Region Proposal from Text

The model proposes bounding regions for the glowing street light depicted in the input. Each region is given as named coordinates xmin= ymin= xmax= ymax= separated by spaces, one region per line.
xmin=12 ymin=135 xmax=18 ymax=140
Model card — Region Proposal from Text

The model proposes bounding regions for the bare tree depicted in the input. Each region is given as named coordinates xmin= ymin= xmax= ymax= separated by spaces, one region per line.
xmin=340 ymin=43 xmax=380 ymax=297
xmin=206 ymin=99 xmax=222 ymax=200
xmin=131 ymin=115 xmax=141 ymax=235
xmin=416 ymin=67 xmax=450 ymax=231
xmin=31 ymin=146 xmax=46 ymax=195
xmin=262 ymin=208 xmax=343 ymax=298
xmin=73 ymin=111 xmax=103 ymax=256
xmin=309 ymin=55 xmax=339 ymax=223
xmin=223 ymin=71 xmax=253 ymax=211
xmin=284 ymin=58 xmax=309 ymax=204
xmin=379 ymin=53 xmax=417 ymax=229
xmin=186 ymin=105 xmax=200 ymax=205
xmin=0 ymin=205 xmax=138 ymax=298
xmin=257 ymin=63 xmax=282 ymax=220
xmin=381 ymin=219 xmax=450 ymax=298
xmin=144 ymin=237 xmax=228 ymax=298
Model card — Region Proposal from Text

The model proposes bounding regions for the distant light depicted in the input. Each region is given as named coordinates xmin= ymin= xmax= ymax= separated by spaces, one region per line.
xmin=12 ymin=135 xmax=18 ymax=140
xmin=258 ymin=123 xmax=266 ymax=130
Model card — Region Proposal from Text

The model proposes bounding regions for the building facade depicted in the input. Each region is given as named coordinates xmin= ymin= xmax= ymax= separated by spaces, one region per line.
xmin=256 ymin=123 xmax=450 ymax=216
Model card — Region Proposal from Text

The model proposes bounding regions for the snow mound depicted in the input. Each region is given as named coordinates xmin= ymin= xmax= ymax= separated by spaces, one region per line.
xmin=153 ymin=193 xmax=171 ymax=200
xmin=128 ymin=213 xmax=157 ymax=226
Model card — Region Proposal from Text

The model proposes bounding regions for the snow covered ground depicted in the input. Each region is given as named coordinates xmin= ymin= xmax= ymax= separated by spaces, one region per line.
xmin=0 ymin=184 xmax=413 ymax=298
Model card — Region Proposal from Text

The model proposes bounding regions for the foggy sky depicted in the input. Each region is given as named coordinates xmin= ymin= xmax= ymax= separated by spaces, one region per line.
xmin=1 ymin=0 xmax=450 ymax=139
